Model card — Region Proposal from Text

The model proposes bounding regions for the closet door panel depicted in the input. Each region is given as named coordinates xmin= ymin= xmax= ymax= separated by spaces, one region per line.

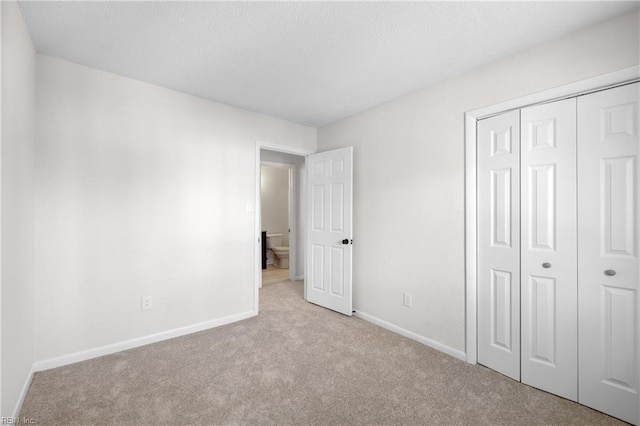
xmin=477 ymin=111 xmax=521 ymax=380
xmin=578 ymin=82 xmax=639 ymax=425
xmin=521 ymin=98 xmax=578 ymax=401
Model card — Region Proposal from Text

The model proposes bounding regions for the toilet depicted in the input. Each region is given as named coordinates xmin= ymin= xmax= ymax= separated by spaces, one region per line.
xmin=272 ymin=246 xmax=290 ymax=269
xmin=266 ymin=233 xmax=290 ymax=269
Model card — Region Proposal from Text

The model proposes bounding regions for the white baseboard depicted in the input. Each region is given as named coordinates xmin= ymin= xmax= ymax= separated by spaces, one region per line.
xmin=12 ymin=365 xmax=35 ymax=418
xmin=354 ymin=310 xmax=466 ymax=361
xmin=295 ymin=275 xmax=304 ymax=281
xmin=34 ymin=310 xmax=257 ymax=372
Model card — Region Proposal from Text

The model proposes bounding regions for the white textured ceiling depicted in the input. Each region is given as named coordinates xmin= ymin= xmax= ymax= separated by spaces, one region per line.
xmin=18 ymin=1 xmax=639 ymax=127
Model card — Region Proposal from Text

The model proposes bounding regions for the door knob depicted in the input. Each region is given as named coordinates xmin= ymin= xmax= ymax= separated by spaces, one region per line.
xmin=341 ymin=239 xmax=349 ymax=245
xmin=604 ymin=269 xmax=616 ymax=277
xmin=542 ymin=262 xmax=551 ymax=268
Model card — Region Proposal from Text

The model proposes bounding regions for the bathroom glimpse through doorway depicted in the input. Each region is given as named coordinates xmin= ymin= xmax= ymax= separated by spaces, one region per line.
xmin=254 ymin=142 xmax=311 ymax=312
xmin=261 ymin=161 xmax=294 ymax=281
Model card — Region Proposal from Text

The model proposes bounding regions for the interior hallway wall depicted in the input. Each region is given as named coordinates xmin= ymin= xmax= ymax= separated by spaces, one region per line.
xmin=34 ymin=55 xmax=316 ymax=364
xmin=317 ymin=10 xmax=640 ymax=353
xmin=1 ymin=0 xmax=36 ymax=416
xmin=261 ymin=166 xmax=290 ymax=241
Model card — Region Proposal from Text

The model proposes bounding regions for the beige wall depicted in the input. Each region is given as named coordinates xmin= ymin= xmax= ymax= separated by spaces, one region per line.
xmin=34 ymin=55 xmax=316 ymax=363
xmin=1 ymin=0 xmax=36 ymax=416
xmin=317 ymin=10 xmax=640 ymax=353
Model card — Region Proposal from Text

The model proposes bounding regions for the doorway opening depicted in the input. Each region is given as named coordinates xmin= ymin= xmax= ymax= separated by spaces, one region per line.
xmin=261 ymin=161 xmax=295 ymax=284
xmin=254 ymin=141 xmax=312 ymax=313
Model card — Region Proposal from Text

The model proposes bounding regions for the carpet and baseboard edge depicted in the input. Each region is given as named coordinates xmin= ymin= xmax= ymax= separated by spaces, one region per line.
xmin=354 ymin=310 xmax=466 ymax=361
xmin=33 ymin=310 xmax=257 ymax=372
xmin=11 ymin=365 xmax=35 ymax=419
xmin=25 ymin=308 xmax=466 ymax=417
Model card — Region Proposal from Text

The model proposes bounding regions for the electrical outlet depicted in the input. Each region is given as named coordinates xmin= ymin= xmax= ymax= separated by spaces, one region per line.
xmin=141 ymin=296 xmax=153 ymax=311
xmin=403 ymin=292 xmax=412 ymax=308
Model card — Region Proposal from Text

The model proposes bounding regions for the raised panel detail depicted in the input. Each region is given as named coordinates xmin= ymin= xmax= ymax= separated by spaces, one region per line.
xmin=330 ymin=183 xmax=344 ymax=232
xmin=529 ymin=118 xmax=556 ymax=150
xmin=312 ymin=185 xmax=325 ymax=231
xmin=601 ymin=156 xmax=636 ymax=257
xmin=491 ymin=168 xmax=511 ymax=247
xmin=491 ymin=269 xmax=512 ymax=352
xmin=603 ymin=286 xmax=637 ymax=391
xmin=602 ymin=102 xmax=637 ymax=140
xmin=330 ymin=247 xmax=344 ymax=296
xmin=331 ymin=159 xmax=344 ymax=176
xmin=530 ymin=164 xmax=556 ymax=251
xmin=528 ymin=276 xmax=556 ymax=366
xmin=311 ymin=245 xmax=324 ymax=291
xmin=490 ymin=127 xmax=512 ymax=157
xmin=312 ymin=160 xmax=325 ymax=177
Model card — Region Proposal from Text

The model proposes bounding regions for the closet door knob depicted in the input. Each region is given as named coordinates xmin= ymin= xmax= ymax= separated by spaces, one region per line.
xmin=341 ymin=239 xmax=349 ymax=245
xmin=542 ymin=262 xmax=551 ymax=269
xmin=604 ymin=269 xmax=616 ymax=277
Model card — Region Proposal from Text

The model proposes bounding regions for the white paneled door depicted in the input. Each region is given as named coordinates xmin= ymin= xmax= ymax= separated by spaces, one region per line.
xmin=306 ymin=147 xmax=353 ymax=316
xmin=477 ymin=110 xmax=521 ymax=381
xmin=520 ymin=99 xmax=577 ymax=401
xmin=577 ymin=82 xmax=639 ymax=424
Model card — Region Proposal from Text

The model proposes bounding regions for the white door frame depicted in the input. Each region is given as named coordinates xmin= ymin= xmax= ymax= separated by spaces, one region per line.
xmin=464 ymin=66 xmax=640 ymax=364
xmin=260 ymin=160 xmax=297 ymax=282
xmin=254 ymin=141 xmax=313 ymax=313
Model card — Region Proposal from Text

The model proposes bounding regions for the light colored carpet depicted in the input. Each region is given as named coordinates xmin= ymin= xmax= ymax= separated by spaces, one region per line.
xmin=21 ymin=279 xmax=622 ymax=425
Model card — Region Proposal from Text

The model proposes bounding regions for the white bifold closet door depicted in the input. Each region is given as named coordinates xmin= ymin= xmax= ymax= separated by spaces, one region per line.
xmin=520 ymin=98 xmax=578 ymax=401
xmin=477 ymin=110 xmax=521 ymax=381
xmin=478 ymin=100 xmax=578 ymax=399
xmin=477 ymin=82 xmax=639 ymax=425
xmin=577 ymin=83 xmax=639 ymax=425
